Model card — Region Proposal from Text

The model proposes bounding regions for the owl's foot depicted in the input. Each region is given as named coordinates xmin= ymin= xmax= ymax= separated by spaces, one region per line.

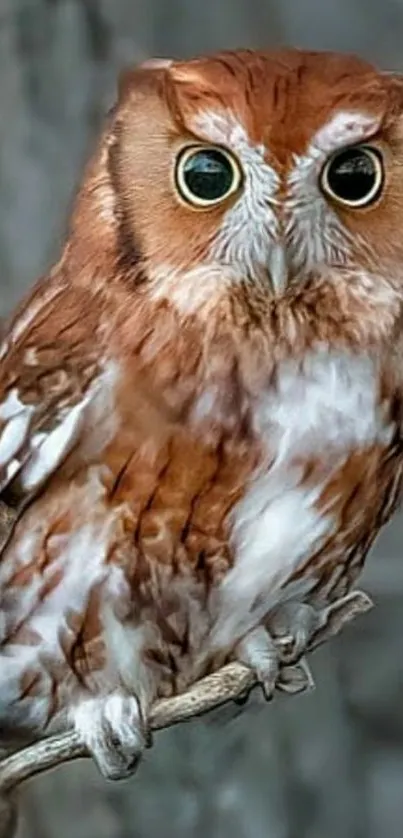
xmin=236 ymin=625 xmax=280 ymax=700
xmin=277 ymin=655 xmax=316 ymax=694
xmin=269 ymin=592 xmax=373 ymax=666
xmin=235 ymin=624 xmax=315 ymax=700
xmin=71 ymin=693 xmax=148 ymax=780
xmin=268 ymin=601 xmax=323 ymax=666
xmin=235 ymin=592 xmax=373 ymax=704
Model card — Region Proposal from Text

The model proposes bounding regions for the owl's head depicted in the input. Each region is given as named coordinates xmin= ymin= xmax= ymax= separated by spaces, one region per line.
xmin=72 ymin=48 xmax=403 ymax=316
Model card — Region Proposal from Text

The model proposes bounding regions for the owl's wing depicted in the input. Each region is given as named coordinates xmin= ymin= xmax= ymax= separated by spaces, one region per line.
xmin=0 ymin=280 xmax=102 ymax=505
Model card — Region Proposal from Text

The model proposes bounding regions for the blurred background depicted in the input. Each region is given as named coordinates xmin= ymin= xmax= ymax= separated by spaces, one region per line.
xmin=1 ymin=0 xmax=403 ymax=836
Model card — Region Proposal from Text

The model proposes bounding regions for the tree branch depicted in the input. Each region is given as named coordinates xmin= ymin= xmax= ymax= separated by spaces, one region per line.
xmin=0 ymin=589 xmax=372 ymax=795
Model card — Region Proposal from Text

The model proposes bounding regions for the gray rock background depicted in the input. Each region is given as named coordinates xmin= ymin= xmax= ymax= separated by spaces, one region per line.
xmin=1 ymin=1 xmax=403 ymax=836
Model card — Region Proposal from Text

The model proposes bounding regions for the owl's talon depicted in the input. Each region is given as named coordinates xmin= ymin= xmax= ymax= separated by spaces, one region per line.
xmin=71 ymin=693 xmax=147 ymax=781
xmin=236 ymin=625 xmax=280 ymax=701
xmin=277 ymin=656 xmax=316 ymax=695
xmin=268 ymin=602 xmax=322 ymax=665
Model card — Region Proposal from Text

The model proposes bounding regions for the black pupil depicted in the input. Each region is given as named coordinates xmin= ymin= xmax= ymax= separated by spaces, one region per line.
xmin=326 ymin=148 xmax=380 ymax=203
xmin=181 ymin=149 xmax=234 ymax=201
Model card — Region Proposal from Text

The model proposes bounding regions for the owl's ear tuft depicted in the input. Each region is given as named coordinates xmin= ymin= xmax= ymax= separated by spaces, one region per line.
xmin=380 ymin=71 xmax=403 ymax=97
xmin=139 ymin=57 xmax=174 ymax=71
xmin=117 ymin=58 xmax=174 ymax=102
xmin=170 ymin=62 xmax=206 ymax=86
xmin=169 ymin=60 xmax=219 ymax=97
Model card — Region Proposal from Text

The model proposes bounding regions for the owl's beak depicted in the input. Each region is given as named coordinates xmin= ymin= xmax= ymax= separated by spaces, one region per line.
xmin=268 ymin=243 xmax=289 ymax=295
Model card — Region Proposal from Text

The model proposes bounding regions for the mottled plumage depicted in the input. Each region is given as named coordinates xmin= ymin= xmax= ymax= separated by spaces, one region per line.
xmin=1 ymin=47 xmax=403 ymax=778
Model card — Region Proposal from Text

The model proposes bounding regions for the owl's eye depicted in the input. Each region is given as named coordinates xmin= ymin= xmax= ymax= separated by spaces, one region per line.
xmin=175 ymin=146 xmax=242 ymax=208
xmin=321 ymin=146 xmax=384 ymax=208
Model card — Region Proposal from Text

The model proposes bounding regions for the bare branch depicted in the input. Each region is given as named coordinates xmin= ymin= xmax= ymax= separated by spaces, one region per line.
xmin=0 ymin=589 xmax=372 ymax=795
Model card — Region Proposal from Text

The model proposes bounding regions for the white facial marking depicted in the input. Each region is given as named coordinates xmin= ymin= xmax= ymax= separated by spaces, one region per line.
xmin=268 ymin=242 xmax=288 ymax=295
xmin=310 ymin=111 xmax=381 ymax=157
xmin=155 ymin=109 xmax=385 ymax=307
xmin=148 ymin=263 xmax=240 ymax=315
xmin=211 ymin=350 xmax=392 ymax=648
xmin=193 ymin=110 xmax=279 ymax=279
xmin=286 ymin=110 xmax=380 ymax=272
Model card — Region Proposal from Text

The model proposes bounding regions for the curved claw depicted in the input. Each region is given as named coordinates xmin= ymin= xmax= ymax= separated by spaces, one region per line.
xmin=268 ymin=602 xmax=321 ymax=665
xmin=235 ymin=625 xmax=279 ymax=701
xmin=277 ymin=656 xmax=316 ymax=695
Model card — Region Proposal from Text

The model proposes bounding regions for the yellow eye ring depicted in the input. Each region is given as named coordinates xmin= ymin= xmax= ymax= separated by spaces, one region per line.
xmin=321 ymin=145 xmax=384 ymax=208
xmin=175 ymin=145 xmax=243 ymax=208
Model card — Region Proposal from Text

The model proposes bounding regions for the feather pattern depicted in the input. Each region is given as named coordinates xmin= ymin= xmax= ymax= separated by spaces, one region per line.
xmin=0 ymin=47 xmax=403 ymax=778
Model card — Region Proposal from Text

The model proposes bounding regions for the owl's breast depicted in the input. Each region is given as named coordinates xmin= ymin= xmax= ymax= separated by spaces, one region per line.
xmin=109 ymin=347 xmax=400 ymax=609
xmin=208 ymin=348 xmax=403 ymax=648
xmin=2 ymin=346 xmax=396 ymax=705
xmin=32 ymin=344 xmax=397 ymax=695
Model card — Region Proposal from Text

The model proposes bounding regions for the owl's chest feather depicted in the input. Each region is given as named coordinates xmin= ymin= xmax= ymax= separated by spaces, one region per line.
xmin=0 ymin=347 xmax=399 ymax=714
xmin=108 ymin=347 xmax=399 ymax=661
xmin=208 ymin=349 xmax=399 ymax=647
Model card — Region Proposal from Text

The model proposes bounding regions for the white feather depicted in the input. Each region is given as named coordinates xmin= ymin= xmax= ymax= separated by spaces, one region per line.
xmin=211 ymin=350 xmax=393 ymax=649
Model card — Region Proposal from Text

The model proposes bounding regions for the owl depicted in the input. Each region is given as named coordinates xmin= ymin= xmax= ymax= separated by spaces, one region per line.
xmin=0 ymin=46 xmax=402 ymax=781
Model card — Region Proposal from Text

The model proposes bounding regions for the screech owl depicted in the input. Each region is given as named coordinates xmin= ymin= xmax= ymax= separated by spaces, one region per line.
xmin=0 ymin=47 xmax=403 ymax=780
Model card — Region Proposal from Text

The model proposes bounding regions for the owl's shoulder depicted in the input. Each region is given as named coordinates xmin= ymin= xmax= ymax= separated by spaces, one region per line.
xmin=0 ymin=276 xmax=118 ymax=502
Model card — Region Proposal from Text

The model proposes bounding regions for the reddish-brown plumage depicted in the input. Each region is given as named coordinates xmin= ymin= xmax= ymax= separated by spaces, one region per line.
xmin=1 ymin=47 xmax=403 ymax=778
